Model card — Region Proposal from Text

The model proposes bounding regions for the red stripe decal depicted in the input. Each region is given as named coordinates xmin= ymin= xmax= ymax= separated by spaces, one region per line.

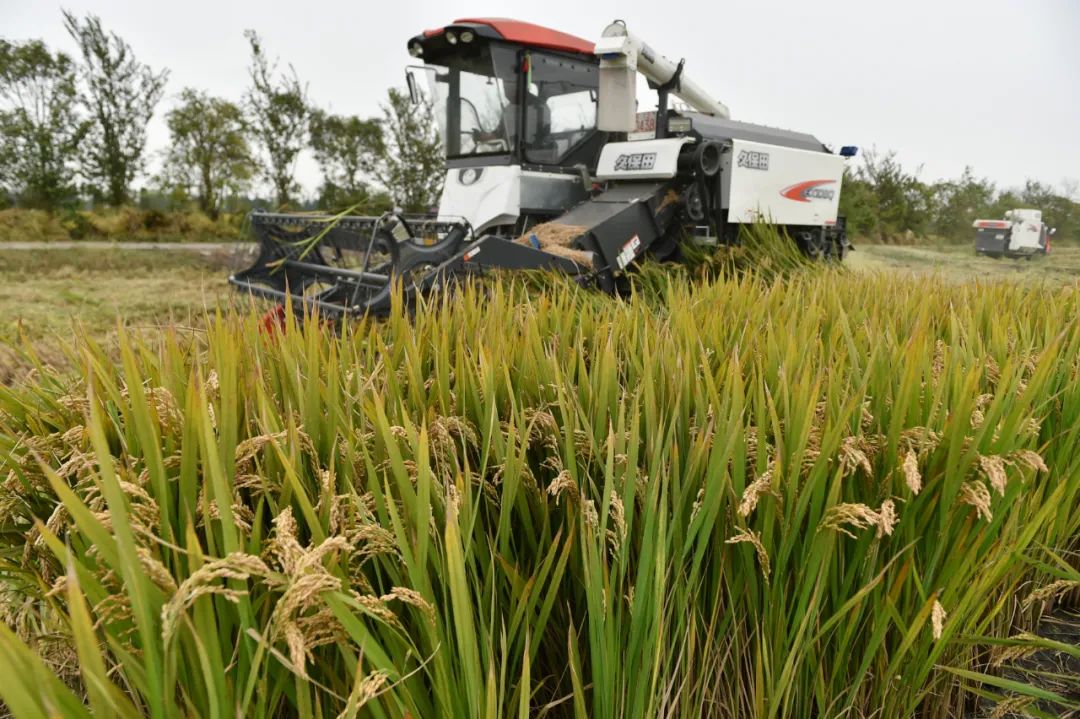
xmin=780 ymin=179 xmax=836 ymax=203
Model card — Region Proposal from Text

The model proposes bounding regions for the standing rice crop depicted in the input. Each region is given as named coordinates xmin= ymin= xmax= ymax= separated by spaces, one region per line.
xmin=0 ymin=269 xmax=1078 ymax=717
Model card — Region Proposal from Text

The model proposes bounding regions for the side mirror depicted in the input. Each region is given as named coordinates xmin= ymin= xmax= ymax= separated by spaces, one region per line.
xmin=405 ymin=70 xmax=420 ymax=105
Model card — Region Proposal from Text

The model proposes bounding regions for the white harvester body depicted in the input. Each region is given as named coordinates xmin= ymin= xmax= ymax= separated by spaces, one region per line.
xmin=721 ymin=139 xmax=845 ymax=227
xmin=973 ymin=209 xmax=1054 ymax=258
xmin=418 ymin=17 xmax=854 ymax=251
xmin=230 ymin=17 xmax=859 ymax=319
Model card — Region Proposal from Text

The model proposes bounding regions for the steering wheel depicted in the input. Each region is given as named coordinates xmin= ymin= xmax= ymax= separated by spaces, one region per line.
xmin=459 ymin=98 xmax=487 ymax=132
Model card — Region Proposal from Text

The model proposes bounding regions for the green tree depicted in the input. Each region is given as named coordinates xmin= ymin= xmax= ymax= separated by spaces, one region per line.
xmin=1025 ymin=180 xmax=1079 ymax=243
xmin=160 ymin=89 xmax=254 ymax=218
xmin=988 ymin=188 xmax=1020 ymax=220
xmin=930 ymin=166 xmax=995 ymax=241
xmin=243 ymin=30 xmax=307 ymax=207
xmin=369 ymin=88 xmax=443 ymax=213
xmin=308 ymin=108 xmax=386 ymax=211
xmin=837 ymin=166 xmax=876 ymax=238
xmin=0 ymin=39 xmax=88 ymax=209
xmin=848 ymin=148 xmax=932 ymax=241
xmin=62 ymin=11 xmax=168 ymax=206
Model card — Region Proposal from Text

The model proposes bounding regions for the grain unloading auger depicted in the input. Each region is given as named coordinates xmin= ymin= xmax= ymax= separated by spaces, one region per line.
xmin=231 ymin=18 xmax=857 ymax=318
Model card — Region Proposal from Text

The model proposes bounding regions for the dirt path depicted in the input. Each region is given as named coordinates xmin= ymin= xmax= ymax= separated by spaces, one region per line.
xmin=0 ymin=241 xmax=253 ymax=251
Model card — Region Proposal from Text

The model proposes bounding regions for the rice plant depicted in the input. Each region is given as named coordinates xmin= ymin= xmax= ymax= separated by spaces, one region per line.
xmin=0 ymin=268 xmax=1077 ymax=717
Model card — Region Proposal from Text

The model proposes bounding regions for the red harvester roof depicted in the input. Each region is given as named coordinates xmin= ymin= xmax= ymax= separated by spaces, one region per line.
xmin=453 ymin=17 xmax=594 ymax=55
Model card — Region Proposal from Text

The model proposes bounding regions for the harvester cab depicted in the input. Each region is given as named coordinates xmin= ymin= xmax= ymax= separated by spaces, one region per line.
xmin=231 ymin=17 xmax=855 ymax=318
xmin=404 ymin=19 xmax=605 ymax=236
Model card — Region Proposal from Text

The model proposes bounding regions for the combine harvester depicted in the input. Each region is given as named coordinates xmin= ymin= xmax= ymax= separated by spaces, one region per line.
xmin=231 ymin=18 xmax=857 ymax=317
xmin=973 ymin=209 xmax=1054 ymax=259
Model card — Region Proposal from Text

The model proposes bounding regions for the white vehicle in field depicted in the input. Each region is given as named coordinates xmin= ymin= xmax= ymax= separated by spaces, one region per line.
xmin=973 ymin=209 xmax=1054 ymax=259
xmin=234 ymin=17 xmax=858 ymax=317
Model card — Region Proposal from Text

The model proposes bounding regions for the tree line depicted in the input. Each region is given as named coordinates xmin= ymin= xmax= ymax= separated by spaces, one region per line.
xmin=840 ymin=149 xmax=1078 ymax=242
xmin=0 ymin=12 xmax=443 ymax=218
xmin=2 ymin=12 xmax=1077 ymax=239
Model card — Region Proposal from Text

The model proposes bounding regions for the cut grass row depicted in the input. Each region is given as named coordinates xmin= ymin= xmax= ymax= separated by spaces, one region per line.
xmin=0 ymin=208 xmax=245 ymax=244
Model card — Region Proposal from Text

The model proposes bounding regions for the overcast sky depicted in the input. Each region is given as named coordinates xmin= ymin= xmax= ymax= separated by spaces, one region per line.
xmin=3 ymin=0 xmax=1078 ymax=198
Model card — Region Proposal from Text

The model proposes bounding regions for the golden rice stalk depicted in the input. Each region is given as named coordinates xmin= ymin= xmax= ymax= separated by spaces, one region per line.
xmin=234 ymin=428 xmax=315 ymax=472
xmin=272 ymin=572 xmax=344 ymax=667
xmin=572 ymin=429 xmax=594 ymax=462
xmin=94 ymin=592 xmax=134 ymax=632
xmin=337 ymin=668 xmax=391 ymax=718
xmin=902 ymin=450 xmax=922 ymax=495
xmin=1009 ymin=449 xmax=1048 ymax=474
xmin=57 ymin=393 xmax=90 ymax=415
xmin=314 ymin=469 xmax=335 ymax=512
xmin=202 ymin=497 xmax=256 ymax=533
xmin=989 ymin=633 xmax=1041 ymax=667
xmin=547 ymin=470 xmax=579 ymax=506
xmin=582 ymin=499 xmax=599 ymax=529
xmin=931 ymin=339 xmax=946 ymax=381
xmin=266 ymin=507 xmax=305 ymax=575
xmin=726 ymin=529 xmax=771 ymax=582
xmin=146 ymin=386 xmax=184 ymax=434
xmin=860 ymin=401 xmax=875 ymax=432
xmin=379 ymin=587 xmax=436 ymax=625
xmin=876 ymin=499 xmax=898 ymax=538
xmin=819 ymin=503 xmax=880 ymax=539
xmin=607 ymin=490 xmax=627 ymax=554
xmin=979 ymin=455 xmax=1009 ymax=496
xmin=745 ymin=426 xmax=763 ymax=466
xmin=900 ymin=426 xmax=941 ymax=456
xmin=272 ymin=564 xmax=355 ymax=677
xmin=737 ymin=466 xmax=775 ymax=518
xmin=931 ymin=599 xmax=947 ymax=641
xmin=59 ymin=424 xmax=88 ymax=449
xmin=1022 ymin=579 xmax=1080 ymax=612
xmin=445 ymin=483 xmax=462 ymax=515
xmin=959 ymin=480 xmax=993 ymax=522
xmin=161 ymin=553 xmax=273 ymax=644
xmin=839 ymin=437 xmax=873 ymax=477
xmin=988 ymin=695 xmax=1035 ymax=719
xmin=984 ymin=356 xmax=1002 ymax=385
xmin=235 ymin=430 xmax=289 ymax=470
xmin=520 ymin=405 xmax=561 ymax=440
xmin=136 ymin=548 xmax=178 ymax=594
xmin=690 ymin=488 xmax=705 ymax=522
xmin=294 ymin=536 xmax=352 ymax=574
xmin=351 ymin=593 xmax=402 ymax=628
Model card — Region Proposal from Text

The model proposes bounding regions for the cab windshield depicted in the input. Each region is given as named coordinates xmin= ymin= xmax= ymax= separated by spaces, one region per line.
xmin=424 ymin=43 xmax=519 ymax=158
xmin=420 ymin=42 xmax=598 ymax=163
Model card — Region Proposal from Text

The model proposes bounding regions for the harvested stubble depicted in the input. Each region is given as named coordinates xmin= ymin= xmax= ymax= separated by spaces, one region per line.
xmin=0 ymin=262 xmax=1078 ymax=718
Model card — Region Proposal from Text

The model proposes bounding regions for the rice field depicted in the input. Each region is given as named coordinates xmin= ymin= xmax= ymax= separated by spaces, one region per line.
xmin=0 ymin=240 xmax=1078 ymax=717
